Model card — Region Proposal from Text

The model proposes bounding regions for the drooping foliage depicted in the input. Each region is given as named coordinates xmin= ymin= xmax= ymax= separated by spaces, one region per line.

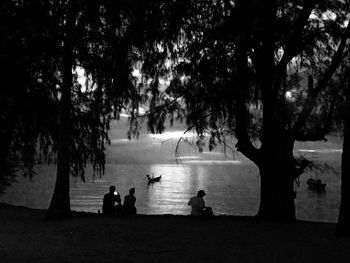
xmin=0 ymin=0 xmax=59 ymax=191
xmin=0 ymin=0 xmax=179 ymax=216
xmin=0 ymin=0 xmax=155 ymax=187
xmin=1 ymin=0 xmax=350 ymax=224
xmin=142 ymin=0 xmax=350 ymax=142
xmin=139 ymin=0 xmax=350 ymax=221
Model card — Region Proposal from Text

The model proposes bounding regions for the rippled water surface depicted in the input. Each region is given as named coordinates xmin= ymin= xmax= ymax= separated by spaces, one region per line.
xmin=0 ymin=120 xmax=343 ymax=223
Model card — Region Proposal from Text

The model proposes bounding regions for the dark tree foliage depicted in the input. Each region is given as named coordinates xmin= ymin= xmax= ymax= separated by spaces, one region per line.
xmin=45 ymin=0 xmax=158 ymax=217
xmin=0 ymin=0 xmax=58 ymax=192
xmin=2 ymin=0 xmax=350 ymax=225
xmin=0 ymin=0 xmax=160 ymax=217
xmin=141 ymin=0 xmax=350 ymax=221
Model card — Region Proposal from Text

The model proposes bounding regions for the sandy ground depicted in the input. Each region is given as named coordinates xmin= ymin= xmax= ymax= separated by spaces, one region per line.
xmin=0 ymin=203 xmax=349 ymax=263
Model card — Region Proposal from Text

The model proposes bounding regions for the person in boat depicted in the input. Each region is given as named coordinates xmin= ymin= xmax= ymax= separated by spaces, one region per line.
xmin=122 ymin=187 xmax=137 ymax=215
xmin=146 ymin=174 xmax=161 ymax=183
xmin=102 ymin=185 xmax=122 ymax=215
xmin=188 ymin=190 xmax=213 ymax=216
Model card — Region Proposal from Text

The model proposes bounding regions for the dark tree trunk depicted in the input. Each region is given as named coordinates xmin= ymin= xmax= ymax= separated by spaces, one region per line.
xmin=337 ymin=77 xmax=350 ymax=235
xmin=257 ymin=86 xmax=297 ymax=221
xmin=234 ymin=0 xmax=296 ymax=222
xmin=46 ymin=1 xmax=76 ymax=218
xmin=255 ymin=120 xmax=297 ymax=221
xmin=257 ymin=147 xmax=296 ymax=221
xmin=254 ymin=1 xmax=296 ymax=221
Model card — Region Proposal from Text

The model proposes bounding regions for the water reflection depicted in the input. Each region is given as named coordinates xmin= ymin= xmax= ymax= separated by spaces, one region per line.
xmin=0 ymin=120 xmax=343 ymax=222
xmin=0 ymin=162 xmax=341 ymax=222
xmin=182 ymin=160 xmax=241 ymax=164
xmin=141 ymin=163 xmax=260 ymax=216
xmin=69 ymin=162 xmax=341 ymax=222
xmin=144 ymin=165 xmax=204 ymax=215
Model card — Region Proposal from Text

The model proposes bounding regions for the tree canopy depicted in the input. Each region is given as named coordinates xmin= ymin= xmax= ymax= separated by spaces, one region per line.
xmin=140 ymin=0 xmax=350 ymax=221
xmin=1 ymin=0 xmax=350 ymax=225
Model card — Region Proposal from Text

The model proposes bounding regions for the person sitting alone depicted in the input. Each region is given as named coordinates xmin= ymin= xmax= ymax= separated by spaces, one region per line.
xmin=102 ymin=185 xmax=122 ymax=215
xmin=122 ymin=187 xmax=137 ymax=215
xmin=188 ymin=190 xmax=213 ymax=216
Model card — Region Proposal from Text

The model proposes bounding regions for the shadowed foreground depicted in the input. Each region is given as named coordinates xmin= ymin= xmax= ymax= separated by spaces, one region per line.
xmin=0 ymin=203 xmax=349 ymax=263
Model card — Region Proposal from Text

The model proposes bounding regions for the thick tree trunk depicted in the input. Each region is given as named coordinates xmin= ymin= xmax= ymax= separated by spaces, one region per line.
xmin=46 ymin=1 xmax=76 ymax=218
xmin=257 ymin=155 xmax=296 ymax=221
xmin=254 ymin=1 xmax=296 ymax=221
xmin=337 ymin=78 xmax=350 ymax=235
xmin=257 ymin=124 xmax=297 ymax=221
xmin=46 ymin=59 xmax=72 ymax=218
xmin=234 ymin=1 xmax=297 ymax=222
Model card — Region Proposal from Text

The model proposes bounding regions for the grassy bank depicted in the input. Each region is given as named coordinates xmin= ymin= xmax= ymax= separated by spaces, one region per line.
xmin=0 ymin=203 xmax=349 ymax=263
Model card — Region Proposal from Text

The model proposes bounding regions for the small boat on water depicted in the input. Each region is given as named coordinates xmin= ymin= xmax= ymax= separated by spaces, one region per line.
xmin=306 ymin=178 xmax=326 ymax=191
xmin=146 ymin=174 xmax=162 ymax=184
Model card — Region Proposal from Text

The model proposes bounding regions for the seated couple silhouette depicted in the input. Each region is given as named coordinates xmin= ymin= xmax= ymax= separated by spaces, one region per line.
xmin=102 ymin=186 xmax=136 ymax=215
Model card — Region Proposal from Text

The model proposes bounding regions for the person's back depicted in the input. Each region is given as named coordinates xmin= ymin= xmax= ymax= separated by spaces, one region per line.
xmin=188 ymin=190 xmax=210 ymax=216
xmin=102 ymin=185 xmax=121 ymax=215
xmin=123 ymin=187 xmax=137 ymax=215
xmin=103 ymin=192 xmax=114 ymax=214
xmin=188 ymin=196 xmax=205 ymax=216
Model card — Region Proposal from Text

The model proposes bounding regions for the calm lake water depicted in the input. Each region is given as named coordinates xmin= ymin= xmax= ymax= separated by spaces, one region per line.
xmin=0 ymin=120 xmax=343 ymax=223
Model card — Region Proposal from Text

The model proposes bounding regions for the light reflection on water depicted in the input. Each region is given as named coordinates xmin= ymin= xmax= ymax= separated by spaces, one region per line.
xmin=71 ymin=163 xmax=261 ymax=216
xmin=0 ymin=161 xmax=341 ymax=222
xmin=0 ymin=142 xmax=343 ymax=223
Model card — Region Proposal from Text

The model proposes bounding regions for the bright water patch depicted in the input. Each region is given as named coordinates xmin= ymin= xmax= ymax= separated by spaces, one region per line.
xmin=0 ymin=126 xmax=343 ymax=222
xmin=299 ymin=149 xmax=342 ymax=153
xmin=0 ymin=160 xmax=342 ymax=222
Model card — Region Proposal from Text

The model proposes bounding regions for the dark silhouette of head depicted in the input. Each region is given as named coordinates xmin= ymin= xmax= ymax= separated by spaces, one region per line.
xmin=129 ymin=187 xmax=135 ymax=196
xmin=109 ymin=185 xmax=116 ymax=193
xmin=146 ymin=174 xmax=150 ymax=178
xmin=197 ymin=190 xmax=206 ymax=198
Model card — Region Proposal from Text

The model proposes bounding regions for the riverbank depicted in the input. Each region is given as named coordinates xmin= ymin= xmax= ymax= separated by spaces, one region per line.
xmin=1 ymin=203 xmax=349 ymax=262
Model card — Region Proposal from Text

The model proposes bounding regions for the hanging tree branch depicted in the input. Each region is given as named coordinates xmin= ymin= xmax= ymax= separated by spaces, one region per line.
xmin=277 ymin=0 xmax=317 ymax=71
xmin=292 ymin=22 xmax=350 ymax=136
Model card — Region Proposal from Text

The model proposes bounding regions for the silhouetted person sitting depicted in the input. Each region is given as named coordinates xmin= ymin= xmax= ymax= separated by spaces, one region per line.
xmin=122 ymin=187 xmax=137 ymax=215
xmin=188 ymin=190 xmax=213 ymax=216
xmin=102 ymin=185 xmax=122 ymax=215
